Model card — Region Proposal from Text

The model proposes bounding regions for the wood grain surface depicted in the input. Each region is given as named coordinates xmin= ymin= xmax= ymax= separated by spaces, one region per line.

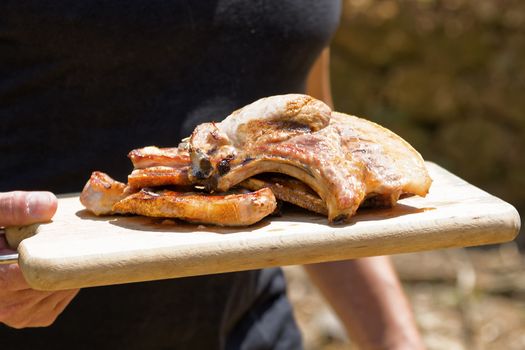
xmin=16 ymin=162 xmax=521 ymax=291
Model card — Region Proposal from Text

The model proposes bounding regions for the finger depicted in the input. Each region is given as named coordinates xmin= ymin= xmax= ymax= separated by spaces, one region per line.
xmin=0 ymin=288 xmax=76 ymax=328
xmin=22 ymin=289 xmax=79 ymax=328
xmin=0 ymin=264 xmax=31 ymax=291
xmin=0 ymin=289 xmax=54 ymax=328
xmin=0 ymin=191 xmax=57 ymax=227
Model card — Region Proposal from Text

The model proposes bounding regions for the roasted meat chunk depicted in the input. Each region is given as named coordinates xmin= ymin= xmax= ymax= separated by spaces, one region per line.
xmin=128 ymin=166 xmax=192 ymax=189
xmin=80 ymin=171 xmax=277 ymax=226
xmin=80 ymin=171 xmax=130 ymax=215
xmin=127 ymin=146 xmax=192 ymax=188
xmin=240 ymin=176 xmax=328 ymax=215
xmin=80 ymin=94 xmax=431 ymax=226
xmin=188 ymin=94 xmax=432 ymax=223
xmin=128 ymin=146 xmax=190 ymax=169
xmin=112 ymin=187 xmax=277 ymax=226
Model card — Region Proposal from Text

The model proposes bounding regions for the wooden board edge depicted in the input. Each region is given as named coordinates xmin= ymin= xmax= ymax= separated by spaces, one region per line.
xmin=19 ymin=203 xmax=521 ymax=291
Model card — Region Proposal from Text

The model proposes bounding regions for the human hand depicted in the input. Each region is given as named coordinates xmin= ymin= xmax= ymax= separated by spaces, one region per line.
xmin=0 ymin=191 xmax=80 ymax=328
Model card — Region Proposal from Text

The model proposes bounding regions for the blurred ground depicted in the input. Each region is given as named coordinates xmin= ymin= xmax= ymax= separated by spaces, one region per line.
xmin=284 ymin=244 xmax=525 ymax=350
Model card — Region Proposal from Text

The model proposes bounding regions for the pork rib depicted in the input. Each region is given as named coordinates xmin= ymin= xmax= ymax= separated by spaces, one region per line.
xmin=80 ymin=171 xmax=130 ymax=215
xmin=80 ymin=171 xmax=277 ymax=226
xmin=188 ymin=94 xmax=432 ymax=223
xmin=81 ymin=94 xmax=431 ymax=226
xmin=128 ymin=166 xmax=191 ymax=189
xmin=112 ymin=188 xmax=277 ymax=226
xmin=240 ymin=176 xmax=328 ymax=215
xmin=128 ymin=146 xmax=190 ymax=169
xmin=127 ymin=146 xmax=192 ymax=188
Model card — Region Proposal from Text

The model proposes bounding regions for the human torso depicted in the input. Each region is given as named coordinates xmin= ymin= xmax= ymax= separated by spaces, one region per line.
xmin=0 ymin=1 xmax=341 ymax=348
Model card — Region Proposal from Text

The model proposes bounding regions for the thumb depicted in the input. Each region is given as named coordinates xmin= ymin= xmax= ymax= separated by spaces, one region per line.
xmin=0 ymin=191 xmax=57 ymax=227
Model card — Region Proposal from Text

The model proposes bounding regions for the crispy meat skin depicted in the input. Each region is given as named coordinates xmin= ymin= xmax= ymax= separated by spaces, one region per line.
xmin=129 ymin=146 xmax=190 ymax=169
xmin=240 ymin=175 xmax=413 ymax=215
xmin=240 ymin=176 xmax=328 ymax=215
xmin=188 ymin=94 xmax=432 ymax=223
xmin=79 ymin=171 xmax=130 ymax=215
xmin=128 ymin=166 xmax=191 ymax=189
xmin=112 ymin=188 xmax=277 ymax=226
xmin=127 ymin=146 xmax=192 ymax=188
xmin=80 ymin=94 xmax=431 ymax=226
xmin=80 ymin=172 xmax=277 ymax=226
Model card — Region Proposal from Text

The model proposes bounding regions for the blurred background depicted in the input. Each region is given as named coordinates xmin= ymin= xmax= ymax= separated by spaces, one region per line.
xmin=284 ymin=0 xmax=525 ymax=349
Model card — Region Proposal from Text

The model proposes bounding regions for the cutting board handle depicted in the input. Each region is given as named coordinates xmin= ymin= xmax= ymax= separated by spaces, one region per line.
xmin=0 ymin=224 xmax=40 ymax=264
xmin=5 ymin=224 xmax=41 ymax=249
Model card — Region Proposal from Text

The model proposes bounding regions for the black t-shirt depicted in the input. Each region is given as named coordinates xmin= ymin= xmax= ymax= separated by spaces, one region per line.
xmin=0 ymin=1 xmax=341 ymax=348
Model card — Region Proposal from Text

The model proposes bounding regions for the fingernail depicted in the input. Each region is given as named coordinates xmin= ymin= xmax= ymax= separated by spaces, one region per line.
xmin=26 ymin=192 xmax=57 ymax=220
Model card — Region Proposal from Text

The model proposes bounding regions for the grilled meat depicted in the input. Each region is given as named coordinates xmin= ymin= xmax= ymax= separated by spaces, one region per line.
xmin=112 ymin=187 xmax=277 ymax=226
xmin=128 ymin=166 xmax=192 ymax=189
xmin=128 ymin=146 xmax=190 ymax=169
xmin=127 ymin=146 xmax=192 ymax=188
xmin=81 ymin=171 xmax=277 ymax=226
xmin=240 ymin=176 xmax=328 ymax=215
xmin=80 ymin=171 xmax=130 ymax=215
xmin=188 ymin=94 xmax=431 ymax=223
xmin=80 ymin=94 xmax=431 ymax=226
xmin=240 ymin=175 xmax=415 ymax=216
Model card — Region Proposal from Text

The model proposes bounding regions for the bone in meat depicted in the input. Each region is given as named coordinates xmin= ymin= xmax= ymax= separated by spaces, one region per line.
xmin=239 ymin=175 xmax=406 ymax=216
xmin=240 ymin=176 xmax=328 ymax=215
xmin=80 ymin=171 xmax=277 ymax=226
xmin=128 ymin=166 xmax=191 ymax=189
xmin=128 ymin=146 xmax=190 ymax=169
xmin=80 ymin=171 xmax=131 ymax=215
xmin=188 ymin=94 xmax=432 ymax=224
xmin=112 ymin=187 xmax=277 ymax=226
xmin=127 ymin=146 xmax=192 ymax=188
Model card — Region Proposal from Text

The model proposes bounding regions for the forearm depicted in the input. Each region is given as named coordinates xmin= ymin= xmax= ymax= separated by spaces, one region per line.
xmin=304 ymin=256 xmax=425 ymax=350
xmin=304 ymin=48 xmax=424 ymax=349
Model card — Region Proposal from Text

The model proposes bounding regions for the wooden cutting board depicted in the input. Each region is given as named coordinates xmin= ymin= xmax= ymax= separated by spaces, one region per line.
xmin=15 ymin=162 xmax=520 ymax=291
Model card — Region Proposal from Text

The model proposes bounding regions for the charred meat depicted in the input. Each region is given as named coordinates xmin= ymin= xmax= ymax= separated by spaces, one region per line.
xmin=187 ymin=94 xmax=431 ymax=223
xmin=80 ymin=94 xmax=431 ymax=226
